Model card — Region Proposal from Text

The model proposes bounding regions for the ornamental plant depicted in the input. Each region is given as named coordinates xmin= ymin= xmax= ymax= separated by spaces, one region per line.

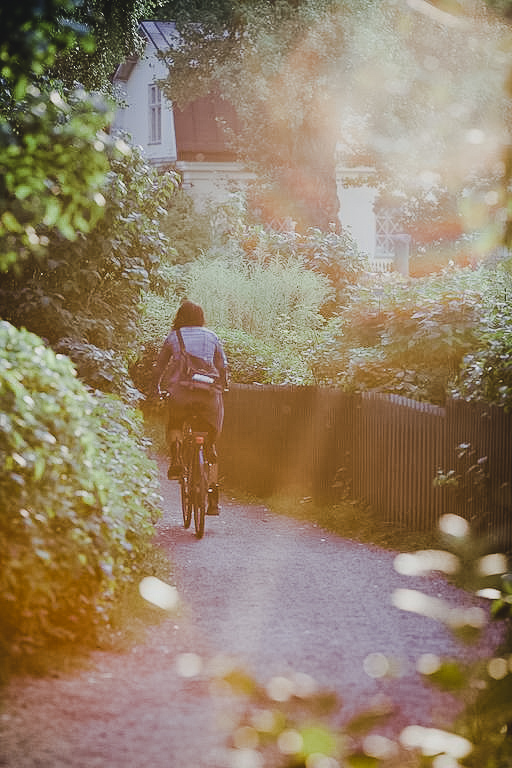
xmin=0 ymin=322 xmax=162 ymax=664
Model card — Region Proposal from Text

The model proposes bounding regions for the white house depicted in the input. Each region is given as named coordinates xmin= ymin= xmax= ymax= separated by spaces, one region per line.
xmin=112 ymin=21 xmax=252 ymax=210
xmin=112 ymin=21 xmax=406 ymax=272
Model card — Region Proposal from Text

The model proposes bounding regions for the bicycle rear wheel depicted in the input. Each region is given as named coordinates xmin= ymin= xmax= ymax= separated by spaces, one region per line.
xmin=180 ymin=471 xmax=192 ymax=529
xmin=192 ymin=444 xmax=208 ymax=539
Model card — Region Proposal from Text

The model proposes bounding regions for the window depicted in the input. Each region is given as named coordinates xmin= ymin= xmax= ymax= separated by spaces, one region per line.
xmin=375 ymin=207 xmax=401 ymax=257
xmin=148 ymin=84 xmax=162 ymax=144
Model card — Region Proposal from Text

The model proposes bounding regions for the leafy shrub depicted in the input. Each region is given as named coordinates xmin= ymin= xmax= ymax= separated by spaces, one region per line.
xmin=0 ymin=322 xmax=162 ymax=661
xmin=159 ymin=189 xmax=212 ymax=265
xmin=131 ymin=292 xmax=179 ymax=397
xmin=0 ymin=144 xmax=178 ymax=398
xmin=311 ymin=266 xmax=486 ymax=403
xmin=219 ymin=327 xmax=313 ymax=385
xmin=55 ymin=338 xmax=143 ymax=405
xmin=0 ymin=83 xmax=112 ymax=271
xmin=454 ymin=267 xmax=512 ymax=410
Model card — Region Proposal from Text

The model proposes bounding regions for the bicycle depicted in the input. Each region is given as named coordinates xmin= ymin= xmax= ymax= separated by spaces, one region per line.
xmin=179 ymin=416 xmax=210 ymax=539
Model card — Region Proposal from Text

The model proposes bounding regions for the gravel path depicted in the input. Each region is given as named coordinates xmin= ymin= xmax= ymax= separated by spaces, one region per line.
xmin=0 ymin=457 xmax=503 ymax=767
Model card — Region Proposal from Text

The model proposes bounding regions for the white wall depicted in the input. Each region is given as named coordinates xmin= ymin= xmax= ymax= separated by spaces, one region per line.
xmin=176 ymin=161 xmax=253 ymax=209
xmin=113 ymin=47 xmax=177 ymax=166
xmin=336 ymin=166 xmax=377 ymax=259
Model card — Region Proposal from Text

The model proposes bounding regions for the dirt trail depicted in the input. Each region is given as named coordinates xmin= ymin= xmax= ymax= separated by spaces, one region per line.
xmin=0 ymin=457 xmax=503 ymax=767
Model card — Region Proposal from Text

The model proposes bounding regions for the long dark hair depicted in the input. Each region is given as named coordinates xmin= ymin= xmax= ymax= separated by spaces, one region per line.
xmin=172 ymin=300 xmax=205 ymax=330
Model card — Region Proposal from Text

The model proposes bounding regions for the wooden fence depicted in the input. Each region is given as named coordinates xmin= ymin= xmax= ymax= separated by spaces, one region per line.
xmin=218 ymin=385 xmax=512 ymax=544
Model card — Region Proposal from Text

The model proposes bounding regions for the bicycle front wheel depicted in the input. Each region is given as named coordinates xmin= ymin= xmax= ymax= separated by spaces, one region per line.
xmin=192 ymin=446 xmax=208 ymax=539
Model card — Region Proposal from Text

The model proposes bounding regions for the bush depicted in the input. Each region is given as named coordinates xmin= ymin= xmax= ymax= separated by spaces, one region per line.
xmin=310 ymin=266 xmax=486 ymax=403
xmin=159 ymin=189 xmax=211 ymax=265
xmin=219 ymin=327 xmax=313 ymax=385
xmin=238 ymin=224 xmax=366 ymax=316
xmin=454 ymin=266 xmax=512 ymax=410
xmin=0 ymin=144 xmax=178 ymax=400
xmin=0 ymin=322 xmax=162 ymax=662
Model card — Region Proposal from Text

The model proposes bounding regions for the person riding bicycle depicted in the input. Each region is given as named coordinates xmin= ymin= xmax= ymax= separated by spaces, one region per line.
xmin=153 ymin=300 xmax=229 ymax=515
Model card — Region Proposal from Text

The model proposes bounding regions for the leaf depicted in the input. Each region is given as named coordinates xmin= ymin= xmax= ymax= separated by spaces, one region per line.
xmin=33 ymin=455 xmax=46 ymax=482
xmin=347 ymin=754 xmax=380 ymax=768
xmin=423 ymin=661 xmax=467 ymax=691
xmin=1 ymin=211 xmax=20 ymax=232
xmin=43 ymin=197 xmax=62 ymax=227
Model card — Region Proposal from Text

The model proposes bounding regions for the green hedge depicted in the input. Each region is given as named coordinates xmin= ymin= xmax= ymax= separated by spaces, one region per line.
xmin=0 ymin=322 xmax=162 ymax=660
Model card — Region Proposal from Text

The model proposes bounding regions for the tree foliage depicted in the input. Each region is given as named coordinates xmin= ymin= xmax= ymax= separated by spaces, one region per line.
xmin=156 ymin=0 xmax=511 ymax=242
xmin=157 ymin=0 xmax=348 ymax=229
xmin=0 ymin=0 xmax=105 ymax=270
xmin=51 ymin=0 xmax=160 ymax=92
xmin=0 ymin=0 xmax=163 ymax=272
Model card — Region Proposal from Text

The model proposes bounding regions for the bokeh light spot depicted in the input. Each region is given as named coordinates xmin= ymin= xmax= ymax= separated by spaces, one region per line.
xmin=229 ymin=747 xmax=264 ymax=768
xmin=488 ymin=657 xmax=508 ymax=680
xmin=250 ymin=709 xmax=278 ymax=733
xmin=477 ymin=553 xmax=508 ymax=577
xmin=476 ymin=588 xmax=502 ymax=600
xmin=438 ymin=514 xmax=469 ymax=538
xmin=417 ymin=653 xmax=441 ymax=675
xmin=363 ymin=733 xmax=398 ymax=759
xmin=400 ymin=726 xmax=472 ymax=758
xmin=277 ymin=729 xmax=303 ymax=755
xmin=292 ymin=672 xmax=318 ymax=697
xmin=175 ymin=652 xmax=202 ymax=678
xmin=138 ymin=576 xmax=179 ymax=611
xmin=233 ymin=726 xmax=259 ymax=750
xmin=394 ymin=550 xmax=459 ymax=576
xmin=306 ymin=754 xmax=339 ymax=768
xmin=392 ymin=588 xmax=449 ymax=622
xmin=266 ymin=676 xmax=295 ymax=702
xmin=363 ymin=652 xmax=390 ymax=678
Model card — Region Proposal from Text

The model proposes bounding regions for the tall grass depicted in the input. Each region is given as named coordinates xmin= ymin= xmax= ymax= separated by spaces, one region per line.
xmin=184 ymin=251 xmax=330 ymax=347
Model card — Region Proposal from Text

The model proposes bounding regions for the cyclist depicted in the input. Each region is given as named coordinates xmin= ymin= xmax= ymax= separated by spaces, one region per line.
xmin=153 ymin=300 xmax=229 ymax=515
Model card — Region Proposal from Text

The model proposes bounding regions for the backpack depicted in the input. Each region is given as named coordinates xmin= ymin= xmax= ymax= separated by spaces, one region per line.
xmin=176 ymin=329 xmax=220 ymax=392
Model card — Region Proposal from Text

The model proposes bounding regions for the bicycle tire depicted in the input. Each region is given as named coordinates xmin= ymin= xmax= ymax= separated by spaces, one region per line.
xmin=192 ymin=444 xmax=207 ymax=539
xmin=180 ymin=471 xmax=192 ymax=529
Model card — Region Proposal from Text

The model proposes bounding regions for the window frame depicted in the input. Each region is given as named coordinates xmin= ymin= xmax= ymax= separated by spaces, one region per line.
xmin=148 ymin=84 xmax=162 ymax=145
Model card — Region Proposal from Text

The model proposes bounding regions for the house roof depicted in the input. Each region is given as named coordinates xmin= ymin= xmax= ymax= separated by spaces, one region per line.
xmin=113 ymin=21 xmax=178 ymax=81
xmin=139 ymin=21 xmax=179 ymax=52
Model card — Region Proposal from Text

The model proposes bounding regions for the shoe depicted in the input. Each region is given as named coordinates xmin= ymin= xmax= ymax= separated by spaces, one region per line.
xmin=207 ymin=485 xmax=220 ymax=515
xmin=167 ymin=439 xmax=183 ymax=480
xmin=206 ymin=443 xmax=218 ymax=463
